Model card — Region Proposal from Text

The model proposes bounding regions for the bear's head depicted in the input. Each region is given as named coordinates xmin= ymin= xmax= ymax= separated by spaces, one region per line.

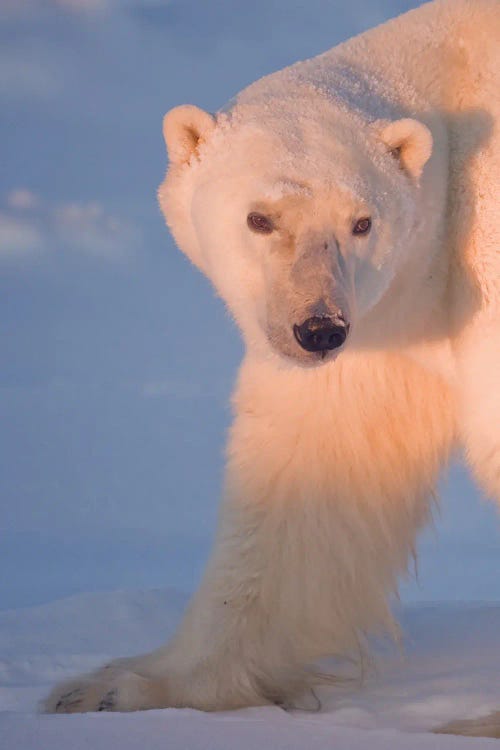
xmin=158 ymin=101 xmax=434 ymax=366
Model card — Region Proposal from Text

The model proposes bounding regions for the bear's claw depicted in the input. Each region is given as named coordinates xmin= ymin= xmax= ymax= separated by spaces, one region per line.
xmin=54 ymin=687 xmax=84 ymax=712
xmin=44 ymin=663 xmax=163 ymax=714
xmin=97 ymin=688 xmax=117 ymax=711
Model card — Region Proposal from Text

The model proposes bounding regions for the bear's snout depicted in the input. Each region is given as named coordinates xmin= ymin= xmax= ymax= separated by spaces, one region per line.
xmin=293 ymin=315 xmax=349 ymax=355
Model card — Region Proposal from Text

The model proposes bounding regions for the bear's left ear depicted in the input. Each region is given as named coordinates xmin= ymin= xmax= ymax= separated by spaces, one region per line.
xmin=377 ymin=118 xmax=433 ymax=179
xmin=163 ymin=105 xmax=216 ymax=166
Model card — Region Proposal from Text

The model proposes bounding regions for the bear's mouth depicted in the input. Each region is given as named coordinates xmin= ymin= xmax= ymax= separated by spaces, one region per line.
xmin=289 ymin=346 xmax=345 ymax=368
xmin=266 ymin=332 xmax=347 ymax=368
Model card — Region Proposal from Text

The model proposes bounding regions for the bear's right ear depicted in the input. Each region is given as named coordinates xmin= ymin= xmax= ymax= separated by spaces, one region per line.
xmin=163 ymin=105 xmax=216 ymax=166
xmin=377 ymin=118 xmax=433 ymax=180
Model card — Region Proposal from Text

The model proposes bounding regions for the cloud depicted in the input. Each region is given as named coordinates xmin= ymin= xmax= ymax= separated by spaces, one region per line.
xmin=53 ymin=201 xmax=139 ymax=261
xmin=0 ymin=52 xmax=62 ymax=101
xmin=0 ymin=189 xmax=140 ymax=263
xmin=7 ymin=189 xmax=40 ymax=210
xmin=0 ymin=213 xmax=44 ymax=260
xmin=28 ymin=0 xmax=171 ymax=15
xmin=53 ymin=0 xmax=110 ymax=10
xmin=0 ymin=0 xmax=108 ymax=17
xmin=56 ymin=0 xmax=171 ymax=11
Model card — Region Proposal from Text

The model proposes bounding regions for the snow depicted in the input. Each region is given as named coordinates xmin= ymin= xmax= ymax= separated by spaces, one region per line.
xmin=1 ymin=589 xmax=500 ymax=748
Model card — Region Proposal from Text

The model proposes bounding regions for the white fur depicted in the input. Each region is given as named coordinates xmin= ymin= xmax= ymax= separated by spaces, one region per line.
xmin=45 ymin=0 xmax=499 ymax=733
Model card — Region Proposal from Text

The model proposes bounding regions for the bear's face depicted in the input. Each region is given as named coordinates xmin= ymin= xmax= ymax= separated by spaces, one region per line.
xmin=159 ymin=105 xmax=432 ymax=366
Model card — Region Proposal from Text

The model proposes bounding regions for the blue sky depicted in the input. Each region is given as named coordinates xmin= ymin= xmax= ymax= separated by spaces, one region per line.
xmin=1 ymin=0 xmax=498 ymax=610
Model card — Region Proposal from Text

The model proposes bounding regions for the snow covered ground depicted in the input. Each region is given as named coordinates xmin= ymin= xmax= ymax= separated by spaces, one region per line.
xmin=1 ymin=589 xmax=500 ymax=748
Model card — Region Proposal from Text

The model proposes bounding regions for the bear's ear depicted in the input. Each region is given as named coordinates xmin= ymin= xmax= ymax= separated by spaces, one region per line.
xmin=163 ymin=105 xmax=216 ymax=166
xmin=377 ymin=118 xmax=433 ymax=179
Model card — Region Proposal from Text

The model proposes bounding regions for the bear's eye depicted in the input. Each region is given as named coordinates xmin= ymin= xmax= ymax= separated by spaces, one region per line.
xmin=247 ymin=212 xmax=274 ymax=234
xmin=352 ymin=217 xmax=372 ymax=236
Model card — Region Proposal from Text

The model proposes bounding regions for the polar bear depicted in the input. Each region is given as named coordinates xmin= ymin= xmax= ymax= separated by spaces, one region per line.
xmin=45 ymin=0 xmax=499 ymax=735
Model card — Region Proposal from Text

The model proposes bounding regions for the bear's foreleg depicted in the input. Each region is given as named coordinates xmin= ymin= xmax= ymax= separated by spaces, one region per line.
xmin=45 ymin=353 xmax=454 ymax=713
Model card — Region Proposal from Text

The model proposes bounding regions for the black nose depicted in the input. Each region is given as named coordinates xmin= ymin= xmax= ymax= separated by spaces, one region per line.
xmin=293 ymin=316 xmax=349 ymax=353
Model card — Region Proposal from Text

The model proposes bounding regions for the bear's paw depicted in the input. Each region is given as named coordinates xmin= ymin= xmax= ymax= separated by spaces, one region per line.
xmin=43 ymin=662 xmax=168 ymax=714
